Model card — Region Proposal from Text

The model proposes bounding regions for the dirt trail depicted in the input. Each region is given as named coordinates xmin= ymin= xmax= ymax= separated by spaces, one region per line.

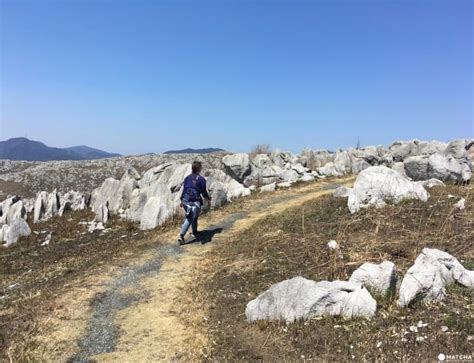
xmin=51 ymin=178 xmax=354 ymax=362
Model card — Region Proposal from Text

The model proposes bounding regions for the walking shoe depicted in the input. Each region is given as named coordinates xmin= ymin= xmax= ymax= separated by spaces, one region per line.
xmin=190 ymin=231 xmax=201 ymax=239
xmin=177 ymin=234 xmax=186 ymax=245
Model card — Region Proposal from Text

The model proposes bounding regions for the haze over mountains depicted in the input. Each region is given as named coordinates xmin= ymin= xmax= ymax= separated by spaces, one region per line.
xmin=0 ymin=137 xmax=226 ymax=161
xmin=0 ymin=137 xmax=121 ymax=161
xmin=163 ymin=147 xmax=225 ymax=154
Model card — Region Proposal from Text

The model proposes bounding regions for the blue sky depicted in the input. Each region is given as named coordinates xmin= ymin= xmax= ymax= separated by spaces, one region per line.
xmin=1 ymin=0 xmax=472 ymax=155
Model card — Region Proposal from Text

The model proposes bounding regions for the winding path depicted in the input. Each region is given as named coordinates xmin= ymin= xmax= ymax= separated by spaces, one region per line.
xmin=67 ymin=178 xmax=353 ymax=362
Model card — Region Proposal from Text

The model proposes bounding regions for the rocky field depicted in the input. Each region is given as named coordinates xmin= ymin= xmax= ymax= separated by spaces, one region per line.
xmin=0 ymin=138 xmax=473 ymax=361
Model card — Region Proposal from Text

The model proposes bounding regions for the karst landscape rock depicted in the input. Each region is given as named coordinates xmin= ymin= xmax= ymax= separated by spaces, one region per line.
xmin=1 ymin=137 xmax=473 ymax=361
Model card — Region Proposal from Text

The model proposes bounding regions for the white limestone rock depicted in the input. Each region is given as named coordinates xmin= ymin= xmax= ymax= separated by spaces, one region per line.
xmin=391 ymin=162 xmax=408 ymax=178
xmin=346 ymin=166 xmax=429 ymax=213
xmin=317 ymin=162 xmax=346 ymax=177
xmin=260 ymin=182 xmax=276 ymax=193
xmin=222 ymin=153 xmax=251 ymax=182
xmin=349 ymin=261 xmax=397 ymax=295
xmin=251 ymin=154 xmax=272 ymax=169
xmin=206 ymin=169 xmax=251 ymax=208
xmin=351 ymin=159 xmax=371 ymax=174
xmin=416 ymin=179 xmax=445 ymax=189
xmin=398 ymin=248 xmax=474 ymax=307
xmin=454 ymin=198 xmax=465 ymax=210
xmin=1 ymin=218 xmax=31 ymax=247
xmin=0 ymin=196 xmax=26 ymax=224
xmin=245 ymin=277 xmax=376 ymax=323
xmin=94 ymin=203 xmax=109 ymax=225
xmin=404 ymin=153 xmax=471 ymax=183
xmin=139 ymin=197 xmax=171 ymax=230
xmin=334 ymin=150 xmax=352 ymax=174
xmin=59 ymin=191 xmax=90 ymax=216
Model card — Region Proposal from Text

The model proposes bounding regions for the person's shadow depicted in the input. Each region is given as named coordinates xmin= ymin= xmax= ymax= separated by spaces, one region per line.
xmin=186 ymin=228 xmax=223 ymax=245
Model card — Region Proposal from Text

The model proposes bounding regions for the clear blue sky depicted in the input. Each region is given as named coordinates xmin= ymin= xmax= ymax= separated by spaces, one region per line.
xmin=1 ymin=0 xmax=472 ymax=155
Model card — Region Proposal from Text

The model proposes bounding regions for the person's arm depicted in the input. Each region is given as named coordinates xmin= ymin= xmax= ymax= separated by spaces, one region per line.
xmin=198 ymin=177 xmax=211 ymax=200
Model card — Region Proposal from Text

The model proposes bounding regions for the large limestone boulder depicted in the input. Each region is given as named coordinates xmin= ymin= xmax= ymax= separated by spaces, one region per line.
xmin=116 ymin=167 xmax=141 ymax=209
xmin=444 ymin=139 xmax=471 ymax=160
xmin=404 ymin=153 xmax=471 ymax=183
xmin=1 ymin=218 xmax=31 ymax=247
xmin=246 ymin=277 xmax=376 ymax=323
xmin=33 ymin=190 xmax=60 ymax=223
xmin=90 ymin=178 xmax=121 ymax=213
xmin=349 ymin=146 xmax=383 ymax=165
xmin=349 ymin=261 xmax=397 ymax=295
xmin=222 ymin=153 xmax=250 ymax=183
xmin=385 ymin=140 xmax=420 ymax=162
xmin=139 ymin=197 xmax=172 ymax=230
xmin=0 ymin=196 xmax=26 ymax=224
xmin=206 ymin=169 xmax=251 ymax=206
xmin=251 ymin=154 xmax=272 ymax=169
xmin=391 ymin=162 xmax=408 ymax=178
xmin=334 ymin=150 xmax=352 ymax=174
xmin=345 ymin=166 xmax=429 ymax=213
xmin=59 ymin=191 xmax=90 ymax=216
xmin=398 ymin=248 xmax=474 ymax=307
xmin=91 ymin=167 xmax=142 ymax=214
xmin=154 ymin=163 xmax=191 ymax=192
xmin=244 ymin=165 xmax=284 ymax=187
xmin=127 ymin=181 xmax=175 ymax=224
xmin=94 ymin=203 xmax=109 ymax=225
xmin=271 ymin=151 xmax=296 ymax=169
xmin=418 ymin=140 xmax=448 ymax=155
xmin=351 ymin=159 xmax=371 ymax=174
xmin=259 ymin=182 xmax=276 ymax=193
xmin=140 ymin=163 xmax=174 ymax=186
xmin=291 ymin=163 xmax=310 ymax=175
xmin=300 ymin=149 xmax=335 ymax=170
xmin=317 ymin=162 xmax=346 ymax=177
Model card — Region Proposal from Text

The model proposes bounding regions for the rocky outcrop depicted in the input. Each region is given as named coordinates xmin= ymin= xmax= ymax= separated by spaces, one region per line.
xmin=33 ymin=189 xmax=88 ymax=223
xmin=90 ymin=167 xmax=140 ymax=215
xmin=94 ymin=203 xmax=109 ymax=225
xmin=139 ymin=197 xmax=172 ymax=230
xmin=398 ymin=248 xmax=474 ymax=307
xmin=206 ymin=170 xmax=251 ymax=208
xmin=349 ymin=261 xmax=397 ymax=295
xmin=1 ymin=218 xmax=31 ymax=247
xmin=317 ymin=162 xmax=345 ymax=177
xmin=59 ymin=191 xmax=90 ymax=216
xmin=222 ymin=153 xmax=250 ymax=183
xmin=33 ymin=190 xmax=60 ymax=223
xmin=259 ymin=182 xmax=276 ymax=193
xmin=344 ymin=166 xmax=429 ymax=213
xmin=404 ymin=153 xmax=471 ymax=183
xmin=246 ymin=276 xmax=376 ymax=323
xmin=0 ymin=196 xmax=26 ymax=224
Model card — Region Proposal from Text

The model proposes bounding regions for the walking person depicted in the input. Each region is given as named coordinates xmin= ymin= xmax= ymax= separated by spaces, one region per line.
xmin=178 ymin=161 xmax=211 ymax=245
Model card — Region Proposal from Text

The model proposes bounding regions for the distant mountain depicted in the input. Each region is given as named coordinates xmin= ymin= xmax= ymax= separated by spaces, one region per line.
xmin=64 ymin=145 xmax=121 ymax=160
xmin=164 ymin=147 xmax=225 ymax=154
xmin=0 ymin=137 xmax=121 ymax=161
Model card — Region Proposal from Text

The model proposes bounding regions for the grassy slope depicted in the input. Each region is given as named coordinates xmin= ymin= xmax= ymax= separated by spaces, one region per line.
xmin=187 ymin=185 xmax=473 ymax=361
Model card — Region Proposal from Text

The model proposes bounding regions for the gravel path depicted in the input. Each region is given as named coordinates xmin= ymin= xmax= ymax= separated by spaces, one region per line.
xmin=71 ymin=182 xmax=342 ymax=362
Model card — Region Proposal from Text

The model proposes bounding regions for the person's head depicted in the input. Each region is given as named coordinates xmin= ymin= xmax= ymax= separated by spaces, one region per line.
xmin=192 ymin=161 xmax=202 ymax=174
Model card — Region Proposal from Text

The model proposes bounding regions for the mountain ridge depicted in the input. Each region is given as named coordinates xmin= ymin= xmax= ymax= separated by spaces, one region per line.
xmin=0 ymin=137 xmax=121 ymax=161
xmin=163 ymin=147 xmax=225 ymax=154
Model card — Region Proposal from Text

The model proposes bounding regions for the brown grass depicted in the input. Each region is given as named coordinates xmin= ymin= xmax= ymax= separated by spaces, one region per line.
xmin=186 ymin=185 xmax=474 ymax=361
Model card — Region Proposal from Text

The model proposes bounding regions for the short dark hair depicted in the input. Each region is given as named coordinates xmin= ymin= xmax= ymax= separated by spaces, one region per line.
xmin=192 ymin=161 xmax=202 ymax=174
